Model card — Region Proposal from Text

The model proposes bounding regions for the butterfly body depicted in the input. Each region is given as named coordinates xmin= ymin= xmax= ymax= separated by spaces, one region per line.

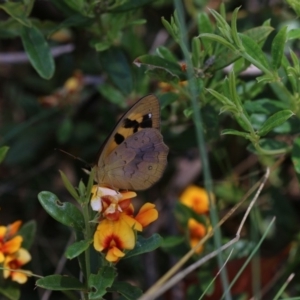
xmin=95 ymin=95 xmax=168 ymax=191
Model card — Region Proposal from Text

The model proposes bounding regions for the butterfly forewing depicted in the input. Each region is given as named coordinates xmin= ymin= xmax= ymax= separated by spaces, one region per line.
xmin=95 ymin=95 xmax=168 ymax=190
xmin=100 ymin=94 xmax=161 ymax=159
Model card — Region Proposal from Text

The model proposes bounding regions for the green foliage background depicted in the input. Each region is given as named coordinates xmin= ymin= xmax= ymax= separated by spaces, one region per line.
xmin=1 ymin=0 xmax=300 ymax=299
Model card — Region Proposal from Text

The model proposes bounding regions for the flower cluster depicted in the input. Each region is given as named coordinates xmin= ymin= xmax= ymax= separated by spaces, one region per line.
xmin=179 ymin=185 xmax=212 ymax=253
xmin=0 ymin=221 xmax=31 ymax=284
xmin=91 ymin=186 xmax=158 ymax=262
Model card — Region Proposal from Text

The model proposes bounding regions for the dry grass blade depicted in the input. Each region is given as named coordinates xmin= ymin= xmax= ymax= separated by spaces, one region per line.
xmin=139 ymin=167 xmax=270 ymax=300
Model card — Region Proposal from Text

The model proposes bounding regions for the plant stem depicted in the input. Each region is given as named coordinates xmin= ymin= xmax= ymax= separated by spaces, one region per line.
xmin=82 ymin=202 xmax=92 ymax=293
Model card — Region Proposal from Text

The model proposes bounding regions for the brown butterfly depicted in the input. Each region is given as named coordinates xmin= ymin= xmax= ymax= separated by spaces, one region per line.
xmin=94 ymin=95 xmax=169 ymax=191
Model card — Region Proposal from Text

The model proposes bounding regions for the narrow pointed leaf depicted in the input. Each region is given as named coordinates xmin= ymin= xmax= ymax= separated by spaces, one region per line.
xmin=292 ymin=137 xmax=300 ymax=174
xmin=0 ymin=2 xmax=31 ymax=26
xmin=20 ymin=25 xmax=55 ymax=79
xmin=258 ymin=110 xmax=294 ymax=136
xmin=221 ymin=129 xmax=250 ymax=139
xmin=36 ymin=275 xmax=85 ymax=290
xmin=238 ymin=33 xmax=270 ymax=69
xmin=59 ymin=171 xmax=79 ymax=201
xmin=86 ymin=168 xmax=96 ymax=203
xmin=286 ymin=0 xmax=300 ymax=17
xmin=125 ymin=234 xmax=163 ymax=259
xmin=109 ymin=0 xmax=155 ymax=12
xmin=156 ymin=46 xmax=178 ymax=63
xmin=65 ymin=240 xmax=92 ymax=259
xmin=88 ymin=266 xmax=117 ymax=299
xmin=208 ymin=26 xmax=273 ymax=71
xmin=38 ymin=191 xmax=84 ymax=230
xmin=287 ymin=28 xmax=300 ymax=40
xmin=271 ymin=26 xmax=287 ymax=70
xmin=134 ymin=54 xmax=186 ymax=80
xmin=0 ymin=146 xmax=9 ymax=163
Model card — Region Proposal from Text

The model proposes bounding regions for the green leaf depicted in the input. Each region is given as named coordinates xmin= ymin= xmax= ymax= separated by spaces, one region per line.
xmin=292 ymin=137 xmax=300 ymax=174
xmin=247 ymin=138 xmax=289 ymax=154
xmin=206 ymin=88 xmax=232 ymax=106
xmin=156 ymin=46 xmax=178 ymax=63
xmin=209 ymin=25 xmax=273 ymax=71
xmin=198 ymin=33 xmax=235 ymax=51
xmin=0 ymin=18 xmax=22 ymax=39
xmin=125 ymin=234 xmax=163 ymax=259
xmin=257 ymin=110 xmax=294 ymax=136
xmin=0 ymin=146 xmax=9 ymax=163
xmin=271 ymin=26 xmax=287 ymax=70
xmin=0 ymin=2 xmax=31 ymax=26
xmin=78 ymin=180 xmax=86 ymax=198
xmin=88 ymin=266 xmax=117 ymax=299
xmin=191 ymin=37 xmax=202 ymax=68
xmin=86 ymin=168 xmax=96 ymax=204
xmin=95 ymin=41 xmax=111 ymax=52
xmin=161 ymin=236 xmax=185 ymax=248
xmin=244 ymin=99 xmax=289 ymax=114
xmin=238 ymin=33 xmax=270 ymax=69
xmin=36 ymin=275 xmax=85 ymax=290
xmin=20 ymin=25 xmax=55 ymax=79
xmin=65 ymin=240 xmax=92 ymax=259
xmin=59 ymin=171 xmax=79 ymax=201
xmin=18 ymin=220 xmax=36 ymax=250
xmin=197 ymin=12 xmax=213 ymax=54
xmin=134 ymin=54 xmax=186 ymax=81
xmin=109 ymin=0 xmax=156 ymax=12
xmin=98 ymin=84 xmax=126 ymax=108
xmin=286 ymin=0 xmax=300 ymax=16
xmin=99 ymin=48 xmax=132 ymax=95
xmin=48 ymin=13 xmax=92 ymax=38
xmin=287 ymin=28 xmax=300 ymax=40
xmin=38 ymin=191 xmax=84 ymax=230
xmin=109 ymin=281 xmax=142 ymax=299
xmin=221 ymin=129 xmax=250 ymax=139
xmin=64 ymin=0 xmax=85 ymax=14
xmin=0 ymin=283 xmax=20 ymax=300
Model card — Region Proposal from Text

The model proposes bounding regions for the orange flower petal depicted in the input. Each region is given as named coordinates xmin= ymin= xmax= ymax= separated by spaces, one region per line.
xmin=120 ymin=191 xmax=137 ymax=200
xmin=16 ymin=248 xmax=31 ymax=265
xmin=135 ymin=203 xmax=158 ymax=228
xmin=180 ymin=185 xmax=211 ymax=214
xmin=94 ymin=218 xmax=135 ymax=252
xmin=122 ymin=214 xmax=143 ymax=232
xmin=2 ymin=236 xmax=23 ymax=254
xmin=188 ymin=218 xmax=206 ymax=238
xmin=7 ymin=221 xmax=22 ymax=237
xmin=188 ymin=218 xmax=207 ymax=254
xmin=0 ymin=252 xmax=4 ymax=263
xmin=0 ymin=226 xmax=7 ymax=238
xmin=3 ymin=249 xmax=32 ymax=284
xmin=106 ymin=246 xmax=125 ymax=262
xmin=11 ymin=271 xmax=29 ymax=284
xmin=190 ymin=238 xmax=204 ymax=254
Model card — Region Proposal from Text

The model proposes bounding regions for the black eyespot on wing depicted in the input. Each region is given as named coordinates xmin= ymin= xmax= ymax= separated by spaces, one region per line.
xmin=140 ymin=113 xmax=152 ymax=128
xmin=115 ymin=132 xmax=125 ymax=145
xmin=124 ymin=118 xmax=139 ymax=129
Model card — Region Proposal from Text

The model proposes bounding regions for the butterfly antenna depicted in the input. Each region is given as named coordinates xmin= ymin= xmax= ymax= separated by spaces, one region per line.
xmin=55 ymin=148 xmax=92 ymax=168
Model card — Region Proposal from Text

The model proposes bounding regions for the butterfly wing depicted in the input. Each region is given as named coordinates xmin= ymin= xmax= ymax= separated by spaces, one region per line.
xmin=95 ymin=94 xmax=168 ymax=190
xmin=98 ymin=128 xmax=168 ymax=190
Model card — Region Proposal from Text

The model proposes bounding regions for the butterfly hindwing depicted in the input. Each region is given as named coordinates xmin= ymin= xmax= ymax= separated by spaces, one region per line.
xmin=95 ymin=95 xmax=168 ymax=190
